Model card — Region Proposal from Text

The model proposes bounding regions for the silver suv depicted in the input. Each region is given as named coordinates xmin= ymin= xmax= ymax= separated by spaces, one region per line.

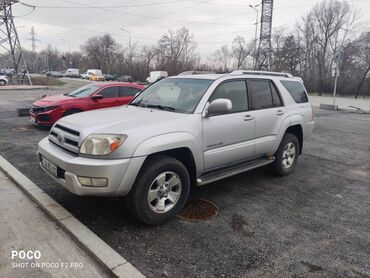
xmin=38 ymin=70 xmax=314 ymax=225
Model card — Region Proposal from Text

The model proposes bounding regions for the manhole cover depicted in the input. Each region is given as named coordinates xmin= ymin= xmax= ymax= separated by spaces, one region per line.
xmin=11 ymin=126 xmax=32 ymax=132
xmin=177 ymin=199 xmax=218 ymax=221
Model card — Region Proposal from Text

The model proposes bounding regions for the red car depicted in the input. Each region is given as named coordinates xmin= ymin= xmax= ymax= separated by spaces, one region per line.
xmin=30 ymin=83 xmax=144 ymax=126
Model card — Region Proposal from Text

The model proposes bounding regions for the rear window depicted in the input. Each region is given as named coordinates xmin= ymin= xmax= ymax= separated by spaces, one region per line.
xmin=280 ymin=80 xmax=308 ymax=103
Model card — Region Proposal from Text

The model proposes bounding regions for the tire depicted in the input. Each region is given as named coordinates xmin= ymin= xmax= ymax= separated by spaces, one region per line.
xmin=63 ymin=109 xmax=81 ymax=117
xmin=271 ymin=133 xmax=300 ymax=176
xmin=126 ymin=155 xmax=190 ymax=225
xmin=0 ymin=80 xmax=6 ymax=86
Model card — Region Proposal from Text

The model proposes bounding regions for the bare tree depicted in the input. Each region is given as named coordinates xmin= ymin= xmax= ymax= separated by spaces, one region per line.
xmin=231 ymin=36 xmax=252 ymax=69
xmin=214 ymin=45 xmax=231 ymax=72
xmin=309 ymin=0 xmax=357 ymax=95
xmin=156 ymin=27 xmax=197 ymax=75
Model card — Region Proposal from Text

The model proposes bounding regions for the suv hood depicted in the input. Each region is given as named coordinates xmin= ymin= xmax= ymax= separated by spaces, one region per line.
xmin=58 ymin=105 xmax=190 ymax=135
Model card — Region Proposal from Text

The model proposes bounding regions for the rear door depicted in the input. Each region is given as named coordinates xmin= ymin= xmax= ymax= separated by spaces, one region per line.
xmin=120 ymin=86 xmax=142 ymax=105
xmin=202 ymin=80 xmax=255 ymax=170
xmin=90 ymin=86 xmax=121 ymax=109
xmin=247 ymin=79 xmax=288 ymax=156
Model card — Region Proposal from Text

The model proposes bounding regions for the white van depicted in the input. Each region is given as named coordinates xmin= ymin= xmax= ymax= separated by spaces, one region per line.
xmin=64 ymin=68 xmax=80 ymax=78
xmin=146 ymin=71 xmax=168 ymax=83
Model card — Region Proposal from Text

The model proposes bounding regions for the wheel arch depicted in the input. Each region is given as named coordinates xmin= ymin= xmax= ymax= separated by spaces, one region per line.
xmin=143 ymin=147 xmax=197 ymax=186
xmin=285 ymin=124 xmax=303 ymax=154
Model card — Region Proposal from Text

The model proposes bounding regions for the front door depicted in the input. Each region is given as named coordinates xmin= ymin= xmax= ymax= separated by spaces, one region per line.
xmin=203 ymin=80 xmax=255 ymax=170
xmin=90 ymin=86 xmax=121 ymax=109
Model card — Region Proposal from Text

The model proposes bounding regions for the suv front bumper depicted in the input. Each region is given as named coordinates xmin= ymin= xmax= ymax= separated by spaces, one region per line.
xmin=38 ymin=137 xmax=145 ymax=196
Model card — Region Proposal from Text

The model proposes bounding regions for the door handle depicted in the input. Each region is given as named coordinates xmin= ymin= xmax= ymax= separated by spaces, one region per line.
xmin=244 ymin=114 xmax=254 ymax=121
xmin=277 ymin=110 xmax=284 ymax=116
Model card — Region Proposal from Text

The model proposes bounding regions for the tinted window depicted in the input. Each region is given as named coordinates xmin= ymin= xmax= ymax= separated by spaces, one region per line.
xmin=209 ymin=81 xmax=247 ymax=113
xmin=122 ymin=86 xmax=141 ymax=97
xmin=270 ymin=83 xmax=282 ymax=107
xmin=99 ymin=87 xmax=120 ymax=98
xmin=248 ymin=80 xmax=273 ymax=110
xmin=280 ymin=80 xmax=308 ymax=103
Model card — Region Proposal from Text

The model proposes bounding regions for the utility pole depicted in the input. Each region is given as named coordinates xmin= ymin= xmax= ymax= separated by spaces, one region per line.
xmin=256 ymin=0 xmax=274 ymax=70
xmin=120 ymin=27 xmax=132 ymax=77
xmin=249 ymin=4 xmax=260 ymax=69
xmin=30 ymin=26 xmax=36 ymax=52
xmin=0 ymin=0 xmax=32 ymax=85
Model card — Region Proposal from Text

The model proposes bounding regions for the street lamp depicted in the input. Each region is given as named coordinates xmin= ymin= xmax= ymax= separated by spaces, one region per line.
xmin=120 ymin=27 xmax=132 ymax=77
xmin=61 ymin=39 xmax=72 ymax=68
xmin=249 ymin=4 xmax=260 ymax=69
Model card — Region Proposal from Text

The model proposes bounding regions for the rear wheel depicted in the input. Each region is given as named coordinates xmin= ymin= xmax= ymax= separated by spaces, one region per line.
xmin=271 ymin=133 xmax=299 ymax=176
xmin=0 ymin=80 xmax=6 ymax=86
xmin=63 ymin=109 xmax=81 ymax=117
xmin=126 ymin=155 xmax=190 ymax=225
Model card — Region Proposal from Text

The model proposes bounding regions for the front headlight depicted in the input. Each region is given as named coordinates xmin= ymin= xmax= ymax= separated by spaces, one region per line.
xmin=42 ymin=105 xmax=59 ymax=112
xmin=80 ymin=134 xmax=127 ymax=155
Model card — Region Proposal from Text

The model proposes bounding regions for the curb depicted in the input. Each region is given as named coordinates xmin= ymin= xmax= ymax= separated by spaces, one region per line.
xmin=0 ymin=155 xmax=145 ymax=278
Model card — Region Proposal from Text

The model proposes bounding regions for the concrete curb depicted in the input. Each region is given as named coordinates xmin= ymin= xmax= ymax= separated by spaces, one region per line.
xmin=0 ymin=155 xmax=145 ymax=278
xmin=0 ymin=85 xmax=49 ymax=90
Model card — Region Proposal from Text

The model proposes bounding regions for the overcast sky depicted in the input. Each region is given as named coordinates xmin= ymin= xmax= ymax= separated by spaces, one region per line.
xmin=13 ymin=0 xmax=370 ymax=58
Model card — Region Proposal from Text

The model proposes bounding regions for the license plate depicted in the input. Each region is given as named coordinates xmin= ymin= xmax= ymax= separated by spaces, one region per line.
xmin=30 ymin=115 xmax=36 ymax=123
xmin=41 ymin=157 xmax=57 ymax=177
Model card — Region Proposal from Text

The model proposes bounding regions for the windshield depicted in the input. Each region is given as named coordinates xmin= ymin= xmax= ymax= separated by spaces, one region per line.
xmin=130 ymin=78 xmax=212 ymax=113
xmin=67 ymin=84 xmax=100 ymax=98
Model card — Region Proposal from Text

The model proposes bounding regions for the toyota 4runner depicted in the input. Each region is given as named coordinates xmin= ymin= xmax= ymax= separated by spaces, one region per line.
xmin=38 ymin=70 xmax=314 ymax=225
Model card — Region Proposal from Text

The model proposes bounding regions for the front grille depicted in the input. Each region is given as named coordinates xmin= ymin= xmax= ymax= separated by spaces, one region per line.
xmin=38 ymin=114 xmax=51 ymax=122
xmin=49 ymin=124 xmax=80 ymax=156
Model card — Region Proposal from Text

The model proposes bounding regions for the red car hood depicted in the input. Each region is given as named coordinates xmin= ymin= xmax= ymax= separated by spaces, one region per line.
xmin=33 ymin=95 xmax=74 ymax=106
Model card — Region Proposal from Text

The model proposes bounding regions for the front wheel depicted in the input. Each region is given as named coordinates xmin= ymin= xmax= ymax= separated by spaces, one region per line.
xmin=271 ymin=133 xmax=299 ymax=176
xmin=126 ymin=155 xmax=190 ymax=225
xmin=0 ymin=80 xmax=6 ymax=86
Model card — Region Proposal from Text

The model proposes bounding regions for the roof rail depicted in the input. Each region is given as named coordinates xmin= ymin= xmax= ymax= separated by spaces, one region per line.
xmin=230 ymin=70 xmax=294 ymax=78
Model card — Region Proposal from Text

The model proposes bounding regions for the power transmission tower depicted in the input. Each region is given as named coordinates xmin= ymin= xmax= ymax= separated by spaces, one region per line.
xmin=256 ymin=0 xmax=273 ymax=70
xmin=0 ymin=0 xmax=32 ymax=84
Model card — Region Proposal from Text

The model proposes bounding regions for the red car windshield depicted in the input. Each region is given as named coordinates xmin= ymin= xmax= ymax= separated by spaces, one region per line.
xmin=66 ymin=84 xmax=100 ymax=98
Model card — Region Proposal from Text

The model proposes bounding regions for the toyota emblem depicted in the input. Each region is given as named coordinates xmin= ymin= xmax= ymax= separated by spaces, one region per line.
xmin=57 ymin=134 xmax=64 ymax=143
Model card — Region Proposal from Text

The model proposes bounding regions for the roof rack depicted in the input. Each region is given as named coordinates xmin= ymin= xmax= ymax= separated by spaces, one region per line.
xmin=230 ymin=70 xmax=294 ymax=78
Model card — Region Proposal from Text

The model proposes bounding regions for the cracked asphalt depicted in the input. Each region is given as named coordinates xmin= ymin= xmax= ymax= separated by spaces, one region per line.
xmin=0 ymin=82 xmax=369 ymax=277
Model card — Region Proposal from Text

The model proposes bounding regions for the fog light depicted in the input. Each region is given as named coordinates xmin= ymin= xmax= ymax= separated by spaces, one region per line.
xmin=78 ymin=176 xmax=107 ymax=187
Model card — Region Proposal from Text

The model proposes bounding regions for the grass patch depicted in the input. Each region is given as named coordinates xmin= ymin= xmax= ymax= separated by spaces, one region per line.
xmin=29 ymin=77 xmax=65 ymax=86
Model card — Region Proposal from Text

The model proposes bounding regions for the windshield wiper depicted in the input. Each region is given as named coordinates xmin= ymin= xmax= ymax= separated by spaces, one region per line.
xmin=146 ymin=104 xmax=176 ymax=112
xmin=130 ymin=100 xmax=148 ymax=108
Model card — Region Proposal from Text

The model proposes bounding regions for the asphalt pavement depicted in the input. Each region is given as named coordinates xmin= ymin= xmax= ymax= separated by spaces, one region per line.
xmin=0 ymin=83 xmax=369 ymax=277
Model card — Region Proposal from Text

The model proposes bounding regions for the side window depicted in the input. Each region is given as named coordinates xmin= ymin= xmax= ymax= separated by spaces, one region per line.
xmin=99 ymin=87 xmax=120 ymax=98
xmin=280 ymin=80 xmax=308 ymax=103
xmin=270 ymin=82 xmax=282 ymax=107
xmin=121 ymin=87 xmax=142 ymax=97
xmin=209 ymin=81 xmax=247 ymax=113
xmin=248 ymin=80 xmax=273 ymax=110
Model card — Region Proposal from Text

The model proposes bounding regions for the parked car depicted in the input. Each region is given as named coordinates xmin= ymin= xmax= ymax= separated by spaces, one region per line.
xmin=30 ymin=83 xmax=144 ymax=126
xmin=46 ymin=71 xmax=64 ymax=78
xmin=0 ymin=75 xmax=9 ymax=86
xmin=38 ymin=70 xmax=314 ymax=225
xmin=146 ymin=71 xmax=168 ymax=83
xmin=118 ymin=75 xmax=133 ymax=82
xmin=89 ymin=74 xmax=105 ymax=81
xmin=64 ymin=68 xmax=80 ymax=78
xmin=178 ymin=71 xmax=215 ymax=75
xmin=103 ymin=74 xmax=115 ymax=81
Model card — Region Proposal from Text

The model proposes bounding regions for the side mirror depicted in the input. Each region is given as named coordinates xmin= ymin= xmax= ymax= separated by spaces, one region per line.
xmin=206 ymin=98 xmax=232 ymax=116
xmin=92 ymin=94 xmax=103 ymax=100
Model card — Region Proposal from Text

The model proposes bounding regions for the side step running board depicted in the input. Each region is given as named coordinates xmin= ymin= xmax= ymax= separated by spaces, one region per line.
xmin=197 ymin=157 xmax=275 ymax=186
